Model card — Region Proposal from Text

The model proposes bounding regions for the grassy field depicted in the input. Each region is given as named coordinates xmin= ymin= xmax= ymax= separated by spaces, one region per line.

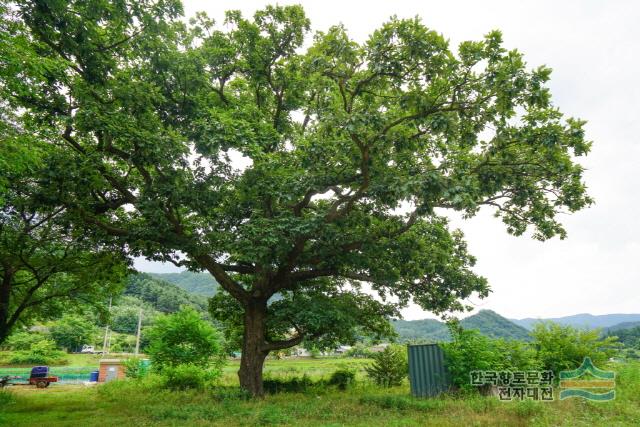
xmin=0 ymin=351 xmax=111 ymax=368
xmin=1 ymin=357 xmax=639 ymax=426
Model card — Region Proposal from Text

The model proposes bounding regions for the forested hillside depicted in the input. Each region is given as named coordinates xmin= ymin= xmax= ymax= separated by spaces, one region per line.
xmin=124 ymin=273 xmax=208 ymax=312
xmin=605 ymin=322 xmax=640 ymax=347
xmin=149 ymin=271 xmax=219 ymax=296
xmin=512 ymin=313 xmax=640 ymax=330
xmin=393 ymin=310 xmax=530 ymax=342
xmin=108 ymin=274 xmax=210 ymax=336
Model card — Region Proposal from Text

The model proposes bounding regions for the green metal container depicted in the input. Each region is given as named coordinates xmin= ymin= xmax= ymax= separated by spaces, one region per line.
xmin=408 ymin=343 xmax=450 ymax=397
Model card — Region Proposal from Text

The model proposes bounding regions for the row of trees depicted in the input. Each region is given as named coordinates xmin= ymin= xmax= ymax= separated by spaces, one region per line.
xmin=1 ymin=1 xmax=592 ymax=395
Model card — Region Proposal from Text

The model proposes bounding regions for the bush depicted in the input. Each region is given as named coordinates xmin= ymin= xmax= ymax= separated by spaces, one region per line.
xmin=327 ymin=368 xmax=356 ymax=390
xmin=442 ymin=324 xmax=508 ymax=392
xmin=441 ymin=321 xmax=543 ymax=392
xmin=263 ymin=374 xmax=314 ymax=394
xmin=9 ymin=339 xmax=67 ymax=365
xmin=531 ymin=322 xmax=620 ymax=373
xmin=365 ymin=344 xmax=408 ymax=387
xmin=161 ymin=364 xmax=212 ymax=390
xmin=146 ymin=307 xmax=224 ymax=372
xmin=123 ymin=357 xmax=150 ymax=379
xmin=2 ymin=331 xmax=49 ymax=351
xmin=109 ymin=333 xmax=137 ymax=353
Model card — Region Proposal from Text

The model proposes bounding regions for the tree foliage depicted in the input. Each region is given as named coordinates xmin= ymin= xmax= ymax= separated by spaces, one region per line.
xmin=364 ymin=344 xmax=408 ymax=387
xmin=124 ymin=273 xmax=208 ymax=314
xmin=0 ymin=159 xmax=127 ymax=344
xmin=606 ymin=326 xmax=640 ymax=349
xmin=0 ymin=1 xmax=592 ymax=394
xmin=530 ymin=322 xmax=619 ymax=373
xmin=442 ymin=321 xmax=539 ymax=391
xmin=49 ymin=314 xmax=98 ymax=352
xmin=146 ymin=306 xmax=223 ymax=370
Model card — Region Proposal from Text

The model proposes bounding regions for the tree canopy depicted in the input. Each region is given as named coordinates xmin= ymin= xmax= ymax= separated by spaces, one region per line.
xmin=0 ymin=141 xmax=127 ymax=343
xmin=0 ymin=1 xmax=592 ymax=395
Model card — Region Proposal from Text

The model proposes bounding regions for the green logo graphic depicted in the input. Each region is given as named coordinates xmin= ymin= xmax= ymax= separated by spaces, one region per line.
xmin=559 ymin=357 xmax=615 ymax=401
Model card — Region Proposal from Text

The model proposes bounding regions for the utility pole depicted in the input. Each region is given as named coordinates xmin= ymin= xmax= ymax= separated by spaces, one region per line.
xmin=102 ymin=296 xmax=112 ymax=356
xmin=134 ymin=307 xmax=143 ymax=356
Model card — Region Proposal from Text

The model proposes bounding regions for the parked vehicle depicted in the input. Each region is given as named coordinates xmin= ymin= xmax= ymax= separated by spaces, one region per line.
xmin=28 ymin=366 xmax=58 ymax=388
xmin=81 ymin=345 xmax=96 ymax=354
xmin=0 ymin=367 xmax=58 ymax=389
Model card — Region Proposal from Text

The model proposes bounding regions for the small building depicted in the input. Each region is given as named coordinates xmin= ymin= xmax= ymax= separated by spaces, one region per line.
xmin=98 ymin=359 xmax=126 ymax=382
xmin=369 ymin=343 xmax=390 ymax=353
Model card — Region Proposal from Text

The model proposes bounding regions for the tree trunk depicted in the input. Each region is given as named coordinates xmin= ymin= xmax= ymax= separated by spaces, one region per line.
xmin=238 ymin=299 xmax=269 ymax=397
xmin=0 ymin=268 xmax=13 ymax=345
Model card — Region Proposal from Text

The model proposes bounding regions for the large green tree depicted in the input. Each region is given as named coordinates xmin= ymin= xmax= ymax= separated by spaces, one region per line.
xmin=0 ymin=155 xmax=127 ymax=344
xmin=0 ymin=1 xmax=592 ymax=395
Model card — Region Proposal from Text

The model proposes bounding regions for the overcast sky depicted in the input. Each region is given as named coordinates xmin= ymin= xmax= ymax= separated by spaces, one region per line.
xmin=136 ymin=0 xmax=640 ymax=320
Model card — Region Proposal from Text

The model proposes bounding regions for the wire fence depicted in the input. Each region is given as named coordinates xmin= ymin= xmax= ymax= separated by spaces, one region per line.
xmin=0 ymin=366 xmax=98 ymax=384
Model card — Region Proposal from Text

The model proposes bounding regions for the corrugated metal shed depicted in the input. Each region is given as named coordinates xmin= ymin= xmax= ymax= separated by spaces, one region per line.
xmin=408 ymin=344 xmax=450 ymax=397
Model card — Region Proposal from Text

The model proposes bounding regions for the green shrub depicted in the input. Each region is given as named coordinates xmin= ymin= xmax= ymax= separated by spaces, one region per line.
xmin=531 ymin=322 xmax=620 ymax=373
xmin=2 ymin=331 xmax=49 ymax=351
xmin=442 ymin=324 xmax=508 ymax=391
xmin=161 ymin=364 xmax=215 ymax=390
xmin=109 ymin=333 xmax=137 ymax=353
xmin=123 ymin=357 xmax=149 ymax=379
xmin=146 ymin=307 xmax=224 ymax=372
xmin=327 ymin=368 xmax=356 ymax=390
xmin=497 ymin=339 xmax=541 ymax=371
xmin=263 ymin=374 xmax=314 ymax=394
xmin=365 ymin=344 xmax=408 ymax=387
xmin=441 ymin=321 xmax=543 ymax=392
xmin=9 ymin=339 xmax=67 ymax=365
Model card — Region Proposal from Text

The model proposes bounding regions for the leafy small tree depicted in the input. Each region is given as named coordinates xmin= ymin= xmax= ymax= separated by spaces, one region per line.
xmin=146 ymin=307 xmax=223 ymax=370
xmin=50 ymin=314 xmax=98 ymax=352
xmin=0 ymin=140 xmax=127 ymax=345
xmin=442 ymin=321 xmax=542 ymax=391
xmin=1 ymin=330 xmax=49 ymax=351
xmin=442 ymin=322 xmax=507 ymax=390
xmin=9 ymin=338 xmax=66 ymax=365
xmin=531 ymin=322 xmax=620 ymax=373
xmin=365 ymin=344 xmax=408 ymax=387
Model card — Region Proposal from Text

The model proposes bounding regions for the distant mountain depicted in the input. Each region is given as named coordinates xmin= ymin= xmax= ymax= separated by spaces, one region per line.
xmin=511 ymin=313 xmax=640 ymax=331
xmin=150 ymin=271 xmax=219 ymax=296
xmin=605 ymin=321 xmax=640 ymax=333
xmin=393 ymin=310 xmax=530 ymax=342
xmin=463 ymin=310 xmax=531 ymax=340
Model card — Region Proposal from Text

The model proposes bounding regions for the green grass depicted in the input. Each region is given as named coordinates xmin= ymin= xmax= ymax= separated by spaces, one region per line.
xmin=1 ymin=358 xmax=639 ymax=426
xmin=0 ymin=351 xmax=105 ymax=368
